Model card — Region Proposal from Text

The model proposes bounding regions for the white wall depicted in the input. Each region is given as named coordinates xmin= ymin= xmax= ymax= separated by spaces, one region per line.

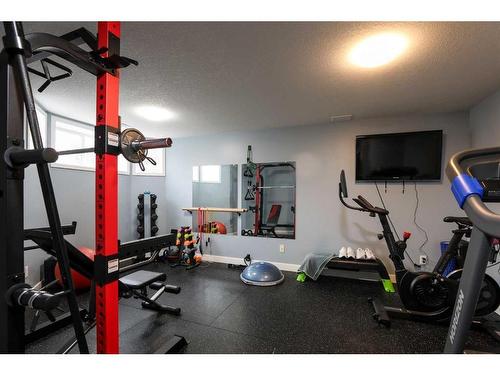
xmin=164 ymin=111 xmax=471 ymax=273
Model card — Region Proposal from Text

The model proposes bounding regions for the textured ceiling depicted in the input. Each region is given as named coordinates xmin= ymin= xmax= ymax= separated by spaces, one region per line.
xmin=21 ymin=22 xmax=500 ymax=138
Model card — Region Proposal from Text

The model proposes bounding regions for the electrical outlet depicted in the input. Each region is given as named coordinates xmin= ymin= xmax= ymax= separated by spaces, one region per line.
xmin=279 ymin=244 xmax=285 ymax=253
xmin=419 ymin=255 xmax=428 ymax=265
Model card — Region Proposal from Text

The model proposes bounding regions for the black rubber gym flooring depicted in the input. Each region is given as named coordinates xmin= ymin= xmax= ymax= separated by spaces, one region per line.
xmin=26 ymin=262 xmax=499 ymax=354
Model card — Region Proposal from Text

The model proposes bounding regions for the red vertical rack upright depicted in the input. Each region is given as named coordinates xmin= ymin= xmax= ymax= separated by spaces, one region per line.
xmin=253 ymin=165 xmax=261 ymax=236
xmin=95 ymin=21 xmax=120 ymax=354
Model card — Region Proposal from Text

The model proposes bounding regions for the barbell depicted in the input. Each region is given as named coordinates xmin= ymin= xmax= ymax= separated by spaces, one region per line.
xmin=58 ymin=128 xmax=172 ymax=171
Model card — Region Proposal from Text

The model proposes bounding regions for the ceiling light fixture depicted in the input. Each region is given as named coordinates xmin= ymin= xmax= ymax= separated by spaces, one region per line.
xmin=349 ymin=33 xmax=408 ymax=68
xmin=134 ymin=105 xmax=176 ymax=122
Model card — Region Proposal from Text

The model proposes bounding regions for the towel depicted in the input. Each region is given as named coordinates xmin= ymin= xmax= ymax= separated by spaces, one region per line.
xmin=297 ymin=252 xmax=335 ymax=281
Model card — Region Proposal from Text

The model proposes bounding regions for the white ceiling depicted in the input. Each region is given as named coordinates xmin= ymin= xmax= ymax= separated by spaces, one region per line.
xmin=22 ymin=22 xmax=500 ymax=138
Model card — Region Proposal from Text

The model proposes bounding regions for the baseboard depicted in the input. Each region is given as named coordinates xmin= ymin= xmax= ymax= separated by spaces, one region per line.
xmin=202 ymin=254 xmax=300 ymax=272
xmin=202 ymin=254 xmax=396 ymax=281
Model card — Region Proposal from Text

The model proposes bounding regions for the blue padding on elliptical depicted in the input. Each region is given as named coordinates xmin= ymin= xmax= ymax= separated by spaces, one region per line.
xmin=451 ymin=174 xmax=483 ymax=208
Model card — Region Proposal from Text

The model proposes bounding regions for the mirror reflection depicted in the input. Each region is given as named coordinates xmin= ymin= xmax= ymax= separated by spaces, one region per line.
xmin=241 ymin=161 xmax=296 ymax=239
xmin=189 ymin=164 xmax=239 ymax=235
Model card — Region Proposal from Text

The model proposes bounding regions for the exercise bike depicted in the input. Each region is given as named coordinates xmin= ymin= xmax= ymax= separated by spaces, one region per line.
xmin=338 ymin=170 xmax=500 ymax=333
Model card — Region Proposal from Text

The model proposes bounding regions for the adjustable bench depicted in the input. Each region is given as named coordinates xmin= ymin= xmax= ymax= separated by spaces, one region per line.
xmin=119 ymin=270 xmax=181 ymax=315
xmin=118 ymin=270 xmax=187 ymax=353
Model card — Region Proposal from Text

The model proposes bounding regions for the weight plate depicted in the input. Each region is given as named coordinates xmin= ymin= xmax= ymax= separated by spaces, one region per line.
xmin=120 ymin=128 xmax=147 ymax=163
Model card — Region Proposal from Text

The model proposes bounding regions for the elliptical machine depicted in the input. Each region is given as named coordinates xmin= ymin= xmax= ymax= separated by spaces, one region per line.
xmin=444 ymin=147 xmax=500 ymax=352
xmin=338 ymin=170 xmax=500 ymax=333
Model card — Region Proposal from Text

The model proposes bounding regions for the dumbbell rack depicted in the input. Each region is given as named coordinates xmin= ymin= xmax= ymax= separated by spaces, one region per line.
xmin=137 ymin=192 xmax=159 ymax=239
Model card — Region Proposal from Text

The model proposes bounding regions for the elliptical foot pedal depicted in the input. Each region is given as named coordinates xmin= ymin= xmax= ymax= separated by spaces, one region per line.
xmin=153 ymin=334 xmax=187 ymax=354
xmin=368 ymin=297 xmax=391 ymax=328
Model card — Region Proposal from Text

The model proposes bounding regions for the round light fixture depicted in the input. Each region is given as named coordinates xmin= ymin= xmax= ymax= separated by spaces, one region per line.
xmin=349 ymin=33 xmax=408 ymax=68
xmin=134 ymin=105 xmax=176 ymax=122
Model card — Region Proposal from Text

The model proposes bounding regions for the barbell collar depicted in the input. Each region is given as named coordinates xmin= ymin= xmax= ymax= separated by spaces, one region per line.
xmin=131 ymin=137 xmax=173 ymax=152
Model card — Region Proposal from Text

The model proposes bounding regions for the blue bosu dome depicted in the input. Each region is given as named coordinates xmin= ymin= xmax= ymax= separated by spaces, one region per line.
xmin=240 ymin=261 xmax=284 ymax=286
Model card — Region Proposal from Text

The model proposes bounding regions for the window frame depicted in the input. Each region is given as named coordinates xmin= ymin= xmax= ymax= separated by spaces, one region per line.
xmin=25 ymin=104 xmax=49 ymax=150
xmin=192 ymin=166 xmax=200 ymax=182
xmin=131 ymin=147 xmax=166 ymax=177
xmin=49 ymin=113 xmax=130 ymax=175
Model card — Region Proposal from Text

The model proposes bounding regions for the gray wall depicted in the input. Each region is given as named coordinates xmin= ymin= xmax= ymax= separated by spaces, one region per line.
xmin=468 ymin=89 xmax=500 ymax=290
xmin=470 ymin=89 xmax=500 ymax=148
xmin=164 ymin=111 xmax=471 ymax=273
xmin=129 ymin=175 xmax=169 ymax=240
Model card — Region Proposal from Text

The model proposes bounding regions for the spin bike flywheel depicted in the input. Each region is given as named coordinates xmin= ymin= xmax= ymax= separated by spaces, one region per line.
xmin=409 ymin=273 xmax=451 ymax=310
xmin=447 ymin=269 xmax=500 ymax=317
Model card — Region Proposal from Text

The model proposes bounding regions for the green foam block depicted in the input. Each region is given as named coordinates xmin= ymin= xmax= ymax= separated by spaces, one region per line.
xmin=381 ymin=279 xmax=396 ymax=293
xmin=296 ymin=272 xmax=307 ymax=283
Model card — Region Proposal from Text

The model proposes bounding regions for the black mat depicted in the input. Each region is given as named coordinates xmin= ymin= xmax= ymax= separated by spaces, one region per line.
xmin=25 ymin=262 xmax=499 ymax=354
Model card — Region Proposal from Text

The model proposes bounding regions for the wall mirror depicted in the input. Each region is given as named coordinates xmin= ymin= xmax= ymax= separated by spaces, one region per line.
xmin=187 ymin=164 xmax=239 ymax=235
xmin=241 ymin=161 xmax=296 ymax=239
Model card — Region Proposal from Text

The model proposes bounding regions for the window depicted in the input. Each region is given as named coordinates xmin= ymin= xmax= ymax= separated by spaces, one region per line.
xmin=200 ymin=165 xmax=221 ymax=183
xmin=50 ymin=115 xmax=130 ymax=174
xmin=26 ymin=107 xmax=48 ymax=149
xmin=192 ymin=166 xmax=199 ymax=182
xmin=52 ymin=117 xmax=95 ymax=170
xmin=132 ymin=148 xmax=165 ymax=176
xmin=118 ymin=155 xmax=130 ymax=175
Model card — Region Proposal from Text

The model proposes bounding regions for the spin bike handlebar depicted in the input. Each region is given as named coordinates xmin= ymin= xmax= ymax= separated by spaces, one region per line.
xmin=446 ymin=146 xmax=500 ymax=238
xmin=338 ymin=170 xmax=389 ymax=215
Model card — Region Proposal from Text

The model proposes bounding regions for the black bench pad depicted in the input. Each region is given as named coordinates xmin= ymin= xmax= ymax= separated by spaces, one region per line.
xmin=120 ymin=270 xmax=166 ymax=289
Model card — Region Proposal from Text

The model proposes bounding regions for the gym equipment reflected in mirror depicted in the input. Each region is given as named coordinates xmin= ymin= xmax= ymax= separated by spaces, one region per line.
xmin=241 ymin=161 xmax=296 ymax=239
xmin=190 ymin=164 xmax=239 ymax=235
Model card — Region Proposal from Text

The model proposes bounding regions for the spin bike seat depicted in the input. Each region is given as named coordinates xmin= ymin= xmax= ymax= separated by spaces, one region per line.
xmin=443 ymin=216 xmax=472 ymax=227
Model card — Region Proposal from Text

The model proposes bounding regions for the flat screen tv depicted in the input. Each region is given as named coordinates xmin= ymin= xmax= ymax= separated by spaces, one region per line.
xmin=355 ymin=130 xmax=443 ymax=181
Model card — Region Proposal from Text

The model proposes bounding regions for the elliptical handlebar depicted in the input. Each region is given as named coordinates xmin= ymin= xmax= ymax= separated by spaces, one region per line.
xmin=446 ymin=147 xmax=500 ymax=238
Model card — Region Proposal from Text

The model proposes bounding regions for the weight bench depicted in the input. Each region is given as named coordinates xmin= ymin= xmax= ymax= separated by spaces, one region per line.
xmin=118 ymin=270 xmax=187 ymax=353
xmin=259 ymin=204 xmax=282 ymax=237
xmin=119 ymin=270 xmax=181 ymax=315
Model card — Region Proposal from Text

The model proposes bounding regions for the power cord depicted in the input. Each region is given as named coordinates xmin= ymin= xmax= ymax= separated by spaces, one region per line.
xmin=375 ymin=182 xmax=420 ymax=267
xmin=413 ymin=182 xmax=429 ymax=260
xmin=375 ymin=182 xmax=401 ymax=241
